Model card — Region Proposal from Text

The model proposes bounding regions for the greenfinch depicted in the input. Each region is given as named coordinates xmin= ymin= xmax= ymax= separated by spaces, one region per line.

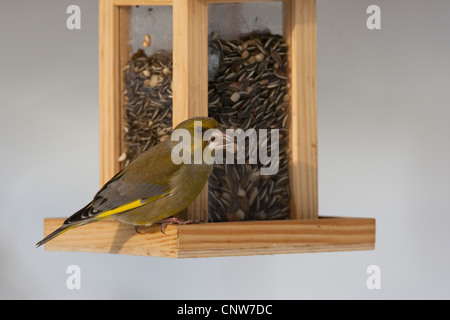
xmin=36 ymin=117 xmax=225 ymax=247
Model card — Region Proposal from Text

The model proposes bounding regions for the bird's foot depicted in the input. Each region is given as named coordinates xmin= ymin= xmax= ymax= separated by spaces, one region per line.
xmin=135 ymin=225 xmax=152 ymax=234
xmin=154 ymin=217 xmax=203 ymax=234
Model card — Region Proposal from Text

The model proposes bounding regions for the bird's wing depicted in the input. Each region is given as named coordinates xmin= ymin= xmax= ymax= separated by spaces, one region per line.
xmin=64 ymin=169 xmax=172 ymax=225
xmin=64 ymin=141 xmax=179 ymax=225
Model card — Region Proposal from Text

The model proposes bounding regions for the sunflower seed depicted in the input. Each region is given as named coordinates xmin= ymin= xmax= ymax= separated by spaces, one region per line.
xmin=207 ymin=34 xmax=291 ymax=221
xmin=123 ymin=50 xmax=173 ymax=164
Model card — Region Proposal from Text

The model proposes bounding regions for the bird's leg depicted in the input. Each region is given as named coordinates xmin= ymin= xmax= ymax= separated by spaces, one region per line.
xmin=154 ymin=217 xmax=203 ymax=234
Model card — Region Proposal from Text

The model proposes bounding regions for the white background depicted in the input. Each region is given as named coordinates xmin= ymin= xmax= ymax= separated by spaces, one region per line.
xmin=0 ymin=0 xmax=449 ymax=299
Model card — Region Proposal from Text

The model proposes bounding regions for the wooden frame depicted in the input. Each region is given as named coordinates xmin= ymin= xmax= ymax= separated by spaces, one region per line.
xmin=42 ymin=0 xmax=376 ymax=257
xmin=44 ymin=217 xmax=375 ymax=258
xmin=99 ymin=0 xmax=318 ymax=221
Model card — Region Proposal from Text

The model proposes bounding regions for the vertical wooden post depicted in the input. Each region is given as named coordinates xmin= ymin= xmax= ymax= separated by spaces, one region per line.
xmin=99 ymin=1 xmax=131 ymax=185
xmin=284 ymin=0 xmax=318 ymax=219
xmin=117 ymin=6 xmax=131 ymax=172
xmin=172 ymin=0 xmax=209 ymax=222
xmin=99 ymin=0 xmax=120 ymax=185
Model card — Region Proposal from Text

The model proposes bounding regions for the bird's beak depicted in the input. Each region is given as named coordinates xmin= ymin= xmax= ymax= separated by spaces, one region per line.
xmin=215 ymin=127 xmax=232 ymax=150
xmin=211 ymin=126 xmax=233 ymax=149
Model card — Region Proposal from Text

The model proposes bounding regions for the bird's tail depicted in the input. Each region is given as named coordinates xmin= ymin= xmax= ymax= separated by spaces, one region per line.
xmin=36 ymin=222 xmax=84 ymax=248
xmin=36 ymin=201 xmax=98 ymax=248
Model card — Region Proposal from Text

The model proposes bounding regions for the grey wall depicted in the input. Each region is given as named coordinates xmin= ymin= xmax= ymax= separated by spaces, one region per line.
xmin=0 ymin=0 xmax=449 ymax=299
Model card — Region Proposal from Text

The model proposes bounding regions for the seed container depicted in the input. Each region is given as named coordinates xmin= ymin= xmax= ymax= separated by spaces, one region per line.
xmin=207 ymin=2 xmax=290 ymax=222
xmin=122 ymin=6 xmax=173 ymax=167
xmin=42 ymin=0 xmax=376 ymax=258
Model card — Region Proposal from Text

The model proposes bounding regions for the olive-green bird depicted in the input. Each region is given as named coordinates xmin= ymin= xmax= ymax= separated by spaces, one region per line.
xmin=36 ymin=117 xmax=225 ymax=247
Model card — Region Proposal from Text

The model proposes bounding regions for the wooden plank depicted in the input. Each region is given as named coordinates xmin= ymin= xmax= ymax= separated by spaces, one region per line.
xmin=207 ymin=0 xmax=285 ymax=3
xmin=172 ymin=0 xmax=209 ymax=124
xmin=172 ymin=0 xmax=209 ymax=222
xmin=117 ymin=7 xmax=131 ymax=173
xmin=284 ymin=0 xmax=318 ymax=219
xmin=43 ymin=218 xmax=179 ymax=257
xmin=99 ymin=1 xmax=123 ymax=185
xmin=112 ymin=0 xmax=173 ymax=5
xmin=177 ymin=218 xmax=375 ymax=258
xmin=99 ymin=4 xmax=131 ymax=185
xmin=43 ymin=217 xmax=375 ymax=258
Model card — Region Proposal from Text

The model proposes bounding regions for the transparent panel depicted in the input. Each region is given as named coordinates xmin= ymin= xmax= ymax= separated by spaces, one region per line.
xmin=207 ymin=2 xmax=290 ymax=222
xmin=122 ymin=6 xmax=173 ymax=167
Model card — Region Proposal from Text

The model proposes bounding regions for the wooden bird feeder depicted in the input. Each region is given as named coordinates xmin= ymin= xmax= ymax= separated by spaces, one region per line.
xmin=42 ymin=0 xmax=375 ymax=258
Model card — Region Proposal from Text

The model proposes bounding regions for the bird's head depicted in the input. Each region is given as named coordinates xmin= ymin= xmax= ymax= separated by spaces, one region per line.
xmin=170 ymin=117 xmax=228 ymax=164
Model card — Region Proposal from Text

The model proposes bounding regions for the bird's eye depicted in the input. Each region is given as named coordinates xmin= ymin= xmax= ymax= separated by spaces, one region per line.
xmin=210 ymin=136 xmax=216 ymax=142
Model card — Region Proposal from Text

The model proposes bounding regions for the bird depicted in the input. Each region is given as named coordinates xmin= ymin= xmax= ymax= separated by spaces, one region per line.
xmin=36 ymin=117 xmax=226 ymax=247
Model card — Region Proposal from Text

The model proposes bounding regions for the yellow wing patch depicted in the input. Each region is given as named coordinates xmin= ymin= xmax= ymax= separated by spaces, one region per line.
xmin=95 ymin=193 xmax=169 ymax=219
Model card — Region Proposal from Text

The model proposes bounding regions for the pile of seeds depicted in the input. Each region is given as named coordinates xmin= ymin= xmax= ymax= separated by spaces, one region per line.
xmin=122 ymin=49 xmax=173 ymax=167
xmin=122 ymin=34 xmax=290 ymax=222
xmin=207 ymin=34 xmax=291 ymax=222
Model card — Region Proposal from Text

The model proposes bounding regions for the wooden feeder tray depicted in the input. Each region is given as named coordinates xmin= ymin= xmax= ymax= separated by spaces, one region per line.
xmin=42 ymin=0 xmax=376 ymax=257
xmin=43 ymin=217 xmax=375 ymax=258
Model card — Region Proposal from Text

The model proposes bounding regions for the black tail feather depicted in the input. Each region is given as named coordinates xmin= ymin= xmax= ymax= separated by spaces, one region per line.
xmin=36 ymin=223 xmax=76 ymax=248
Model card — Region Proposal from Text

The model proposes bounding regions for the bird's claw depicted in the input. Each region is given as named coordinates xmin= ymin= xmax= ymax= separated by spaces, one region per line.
xmin=155 ymin=217 xmax=203 ymax=234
